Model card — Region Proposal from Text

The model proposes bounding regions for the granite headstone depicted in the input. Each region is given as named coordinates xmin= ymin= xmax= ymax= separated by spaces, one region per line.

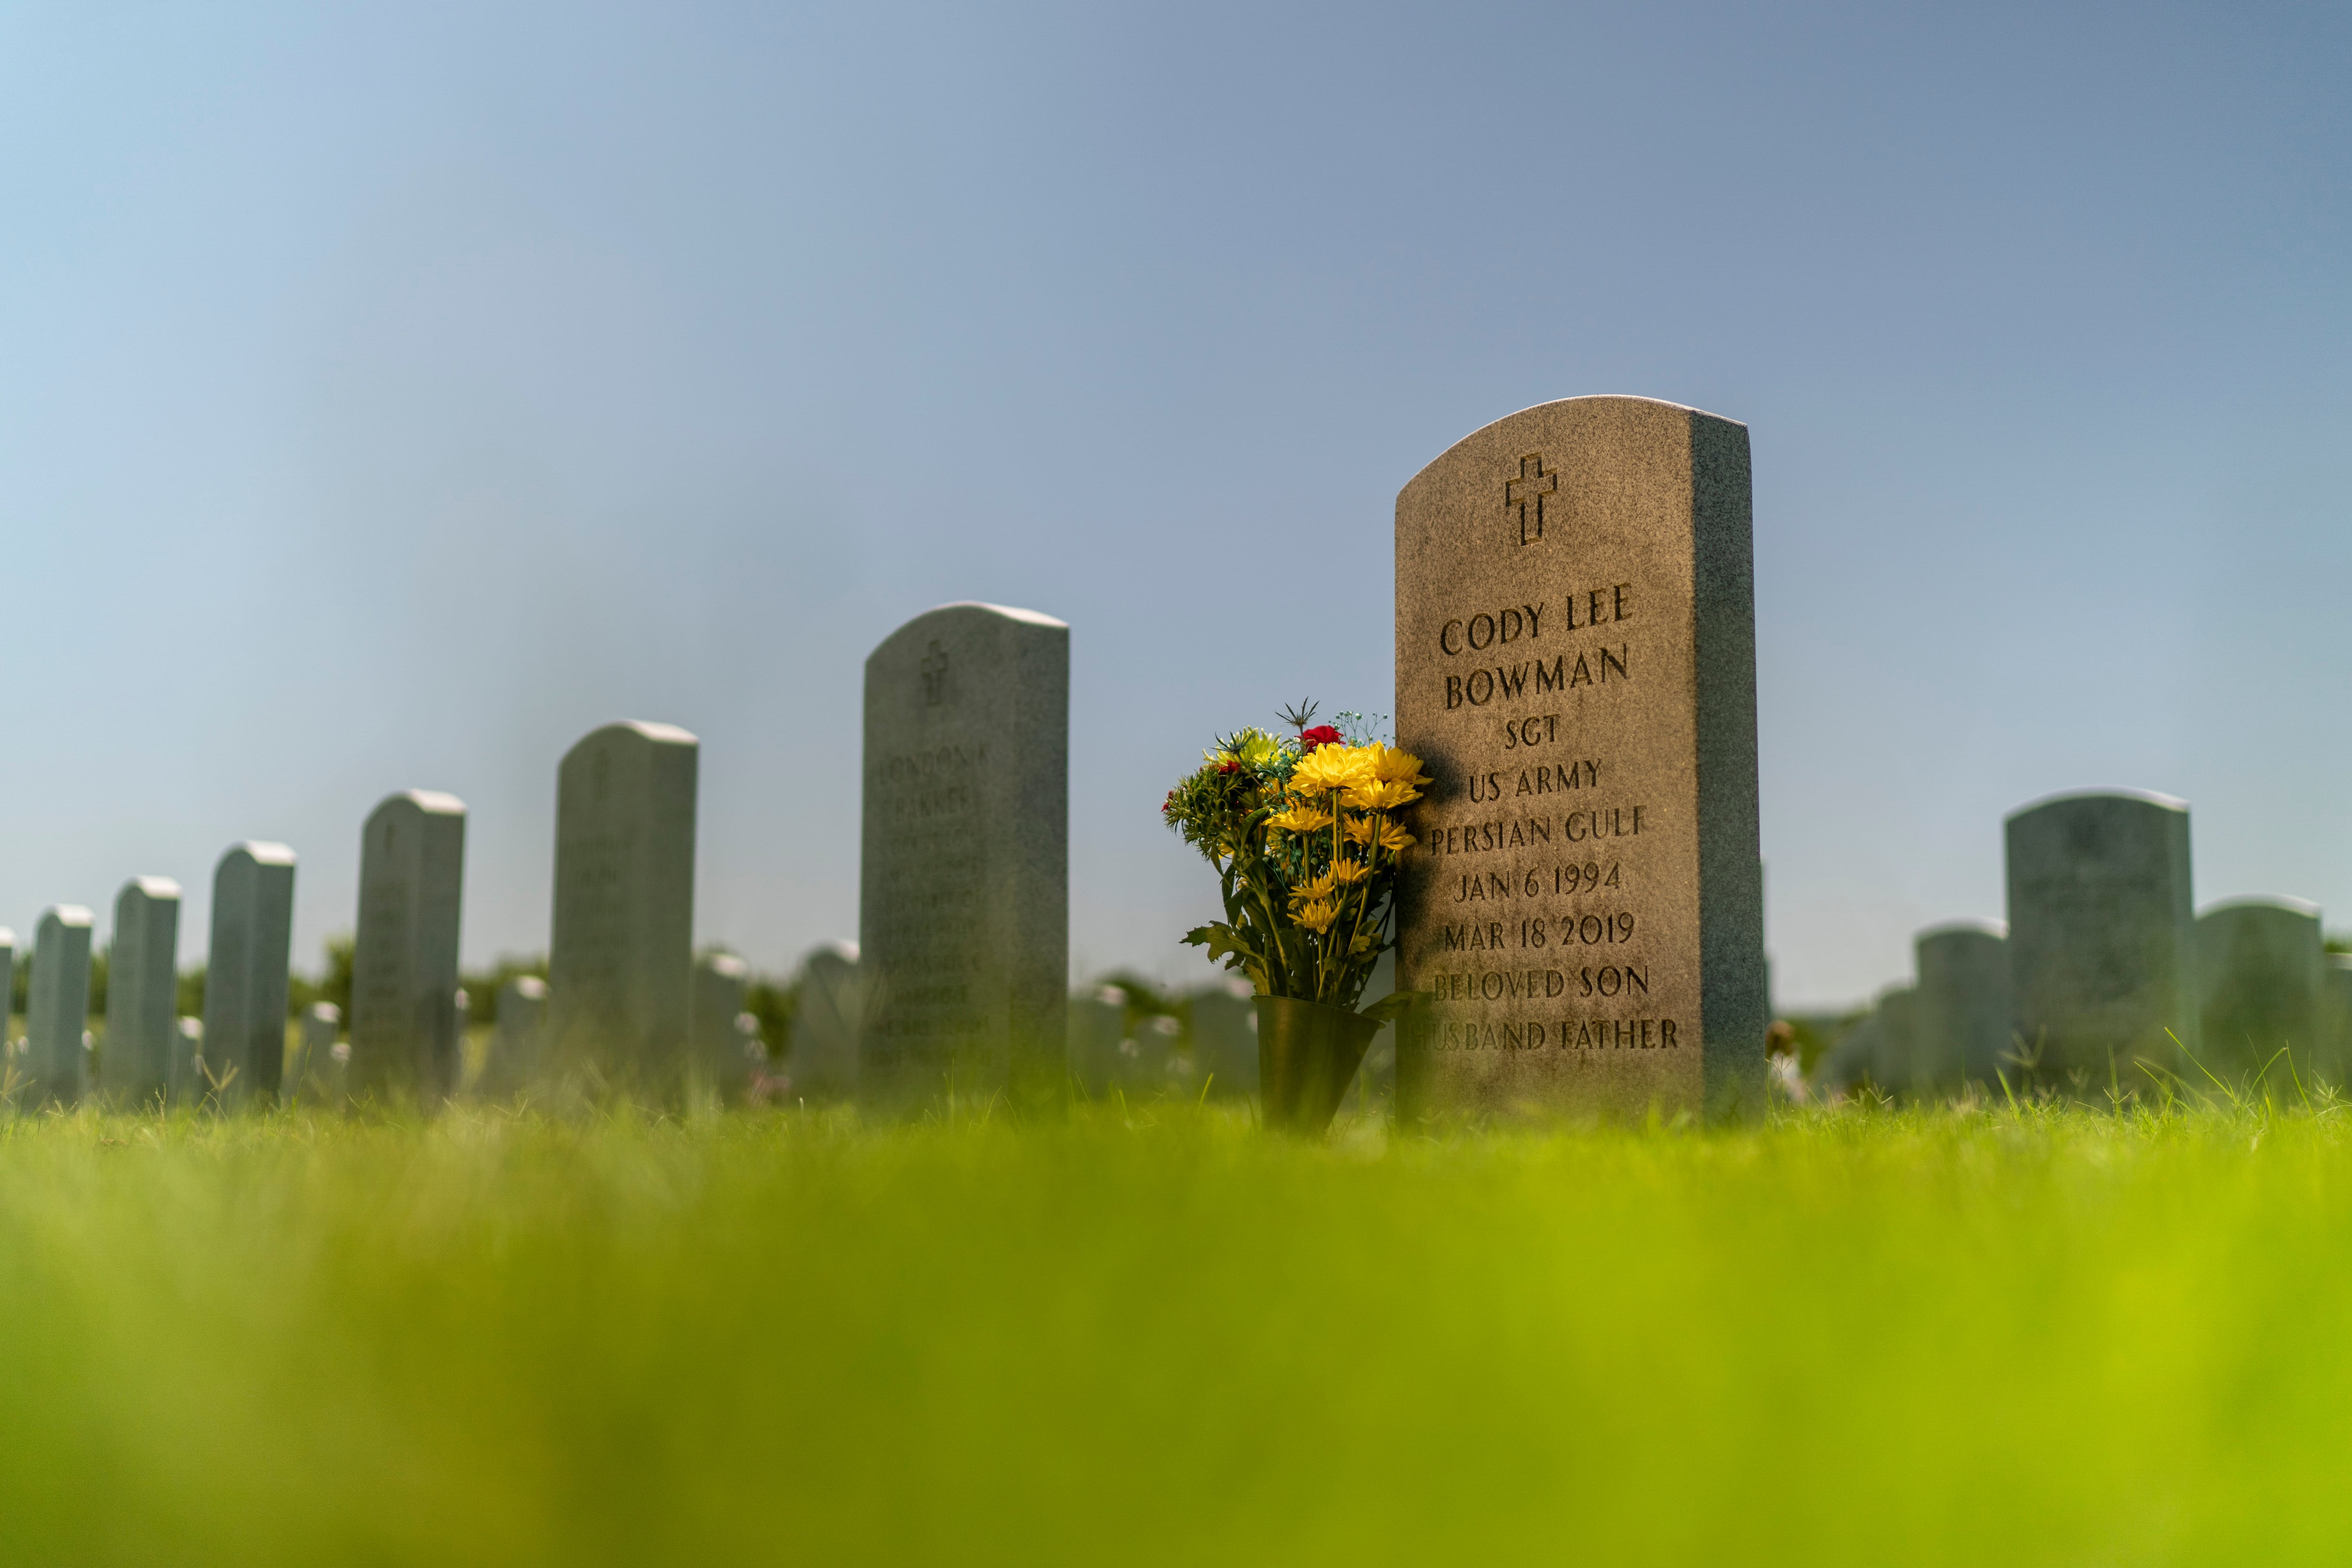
xmin=1394 ymin=396 xmax=1766 ymax=1120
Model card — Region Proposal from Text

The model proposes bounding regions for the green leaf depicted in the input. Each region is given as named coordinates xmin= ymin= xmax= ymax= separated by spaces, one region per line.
xmin=1182 ymin=923 xmax=1263 ymax=973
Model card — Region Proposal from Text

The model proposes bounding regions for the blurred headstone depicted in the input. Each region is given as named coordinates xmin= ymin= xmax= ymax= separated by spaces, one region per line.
xmin=546 ymin=721 xmax=699 ymax=1100
xmin=1067 ymin=985 xmax=1127 ymax=1096
xmin=1811 ymin=1011 xmax=1881 ymax=1100
xmin=859 ymin=603 xmax=1068 ymax=1110
xmin=1394 ymin=396 xmax=1766 ymax=1121
xmin=27 ymin=905 xmax=93 ymax=1107
xmin=480 ymin=976 xmax=548 ymax=1097
xmin=289 ymin=1002 xmax=345 ymax=1106
xmin=1914 ymin=921 xmax=2010 ymax=1095
xmin=2325 ymin=954 xmax=2352 ymax=1085
xmin=2004 ymin=791 xmax=2196 ymax=1093
xmin=349 ymin=791 xmax=468 ymax=1107
xmin=170 ymin=1017 xmax=201 ymax=1104
xmin=0 ymin=929 xmax=16 ymax=1088
xmin=691 ymin=952 xmax=752 ymax=1099
xmin=2196 ymin=897 xmax=2323 ymax=1086
xmin=1871 ymin=985 xmax=1920 ymax=1098
xmin=203 ymin=841 xmax=297 ymax=1106
xmin=101 ymin=876 xmax=181 ymax=1107
xmin=1190 ymin=979 xmax=1257 ymax=1098
xmin=786 ymin=943 xmax=861 ymax=1100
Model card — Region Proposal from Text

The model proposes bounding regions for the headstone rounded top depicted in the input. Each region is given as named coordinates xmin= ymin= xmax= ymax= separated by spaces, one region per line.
xmin=1876 ymin=982 xmax=1918 ymax=1006
xmin=377 ymin=789 xmax=467 ymax=817
xmin=1401 ymin=395 xmax=1747 ymax=497
xmin=310 ymin=1002 xmax=342 ymax=1024
xmin=227 ymin=841 xmax=298 ymax=867
xmin=922 ymin=601 xmax=1068 ymax=630
xmin=2198 ymin=895 xmax=2322 ymax=921
xmin=2003 ymin=787 xmax=2189 ymax=824
xmin=2331 ymin=953 xmax=2352 ymax=973
xmin=803 ymin=939 xmax=859 ymax=967
xmin=506 ymin=975 xmax=549 ymax=1000
xmin=1918 ymin=918 xmax=2007 ymax=943
xmin=700 ymin=952 xmax=751 ymax=979
xmin=0 ymin=928 xmax=15 ymax=946
xmin=127 ymin=876 xmax=183 ymax=900
xmin=570 ymin=720 xmax=699 ymax=754
xmin=43 ymin=906 xmax=94 ymax=929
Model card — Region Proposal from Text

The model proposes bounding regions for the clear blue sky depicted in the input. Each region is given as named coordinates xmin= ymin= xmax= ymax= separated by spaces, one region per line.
xmin=3 ymin=2 xmax=2346 ymax=1007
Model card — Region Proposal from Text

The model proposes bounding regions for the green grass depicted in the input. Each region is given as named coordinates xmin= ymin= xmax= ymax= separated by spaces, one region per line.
xmin=2 ymin=1098 xmax=2350 ymax=1563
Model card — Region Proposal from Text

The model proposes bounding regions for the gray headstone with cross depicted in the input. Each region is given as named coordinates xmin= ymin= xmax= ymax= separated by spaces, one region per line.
xmin=202 ymin=841 xmax=298 ymax=1106
xmin=546 ymin=721 xmax=699 ymax=1100
xmin=1394 ymin=397 xmax=1766 ymax=1122
xmin=860 ymin=603 xmax=1068 ymax=1110
xmin=101 ymin=876 xmax=182 ymax=1107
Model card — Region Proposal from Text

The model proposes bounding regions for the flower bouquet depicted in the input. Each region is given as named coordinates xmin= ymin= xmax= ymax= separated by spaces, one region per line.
xmin=1162 ymin=704 xmax=1430 ymax=1131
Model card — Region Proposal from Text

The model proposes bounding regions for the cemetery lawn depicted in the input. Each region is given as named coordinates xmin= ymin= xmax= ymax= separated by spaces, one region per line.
xmin=4 ymin=1105 xmax=2350 ymax=1564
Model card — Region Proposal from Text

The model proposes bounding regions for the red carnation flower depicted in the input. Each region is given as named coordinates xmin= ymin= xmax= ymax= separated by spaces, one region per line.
xmin=1299 ymin=724 xmax=1343 ymax=751
xmin=1217 ymin=759 xmax=1241 ymax=774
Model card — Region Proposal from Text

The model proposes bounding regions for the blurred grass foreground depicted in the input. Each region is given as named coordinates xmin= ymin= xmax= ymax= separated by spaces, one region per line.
xmin=5 ymin=1101 xmax=2350 ymax=1564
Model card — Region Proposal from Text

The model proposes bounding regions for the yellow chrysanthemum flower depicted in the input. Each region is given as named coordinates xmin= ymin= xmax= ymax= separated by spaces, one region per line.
xmin=1328 ymin=858 xmax=1370 ymax=885
xmin=1367 ymin=743 xmax=1433 ymax=787
xmin=1263 ymin=805 xmax=1334 ymax=836
xmin=1376 ymin=821 xmax=1415 ymax=854
xmin=1343 ymin=778 xmax=1422 ymax=812
xmin=1289 ymin=743 xmax=1373 ymax=796
xmin=1293 ymin=898 xmax=1340 ymax=935
xmin=1343 ymin=813 xmax=1378 ymax=846
xmin=1292 ymin=866 xmax=1341 ymax=902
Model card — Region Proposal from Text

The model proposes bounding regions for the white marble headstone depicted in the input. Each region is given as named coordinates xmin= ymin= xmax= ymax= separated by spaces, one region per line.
xmin=101 ymin=876 xmax=182 ymax=1107
xmin=546 ymin=721 xmax=699 ymax=1099
xmin=202 ymin=842 xmax=298 ymax=1106
xmin=27 ymin=905 xmax=93 ymax=1107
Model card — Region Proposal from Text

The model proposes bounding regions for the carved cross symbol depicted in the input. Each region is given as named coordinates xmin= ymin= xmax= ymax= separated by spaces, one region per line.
xmin=1506 ymin=453 xmax=1558 ymax=545
xmin=920 ymin=640 xmax=949 ymax=706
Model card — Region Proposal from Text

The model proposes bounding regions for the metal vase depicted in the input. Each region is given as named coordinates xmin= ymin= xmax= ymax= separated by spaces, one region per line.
xmin=1255 ymin=995 xmax=1380 ymax=1136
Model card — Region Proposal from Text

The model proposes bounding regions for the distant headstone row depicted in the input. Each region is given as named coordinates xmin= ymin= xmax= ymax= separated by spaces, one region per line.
xmin=1820 ymin=789 xmax=2344 ymax=1099
xmin=3 ymin=393 xmax=1778 ymax=1123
